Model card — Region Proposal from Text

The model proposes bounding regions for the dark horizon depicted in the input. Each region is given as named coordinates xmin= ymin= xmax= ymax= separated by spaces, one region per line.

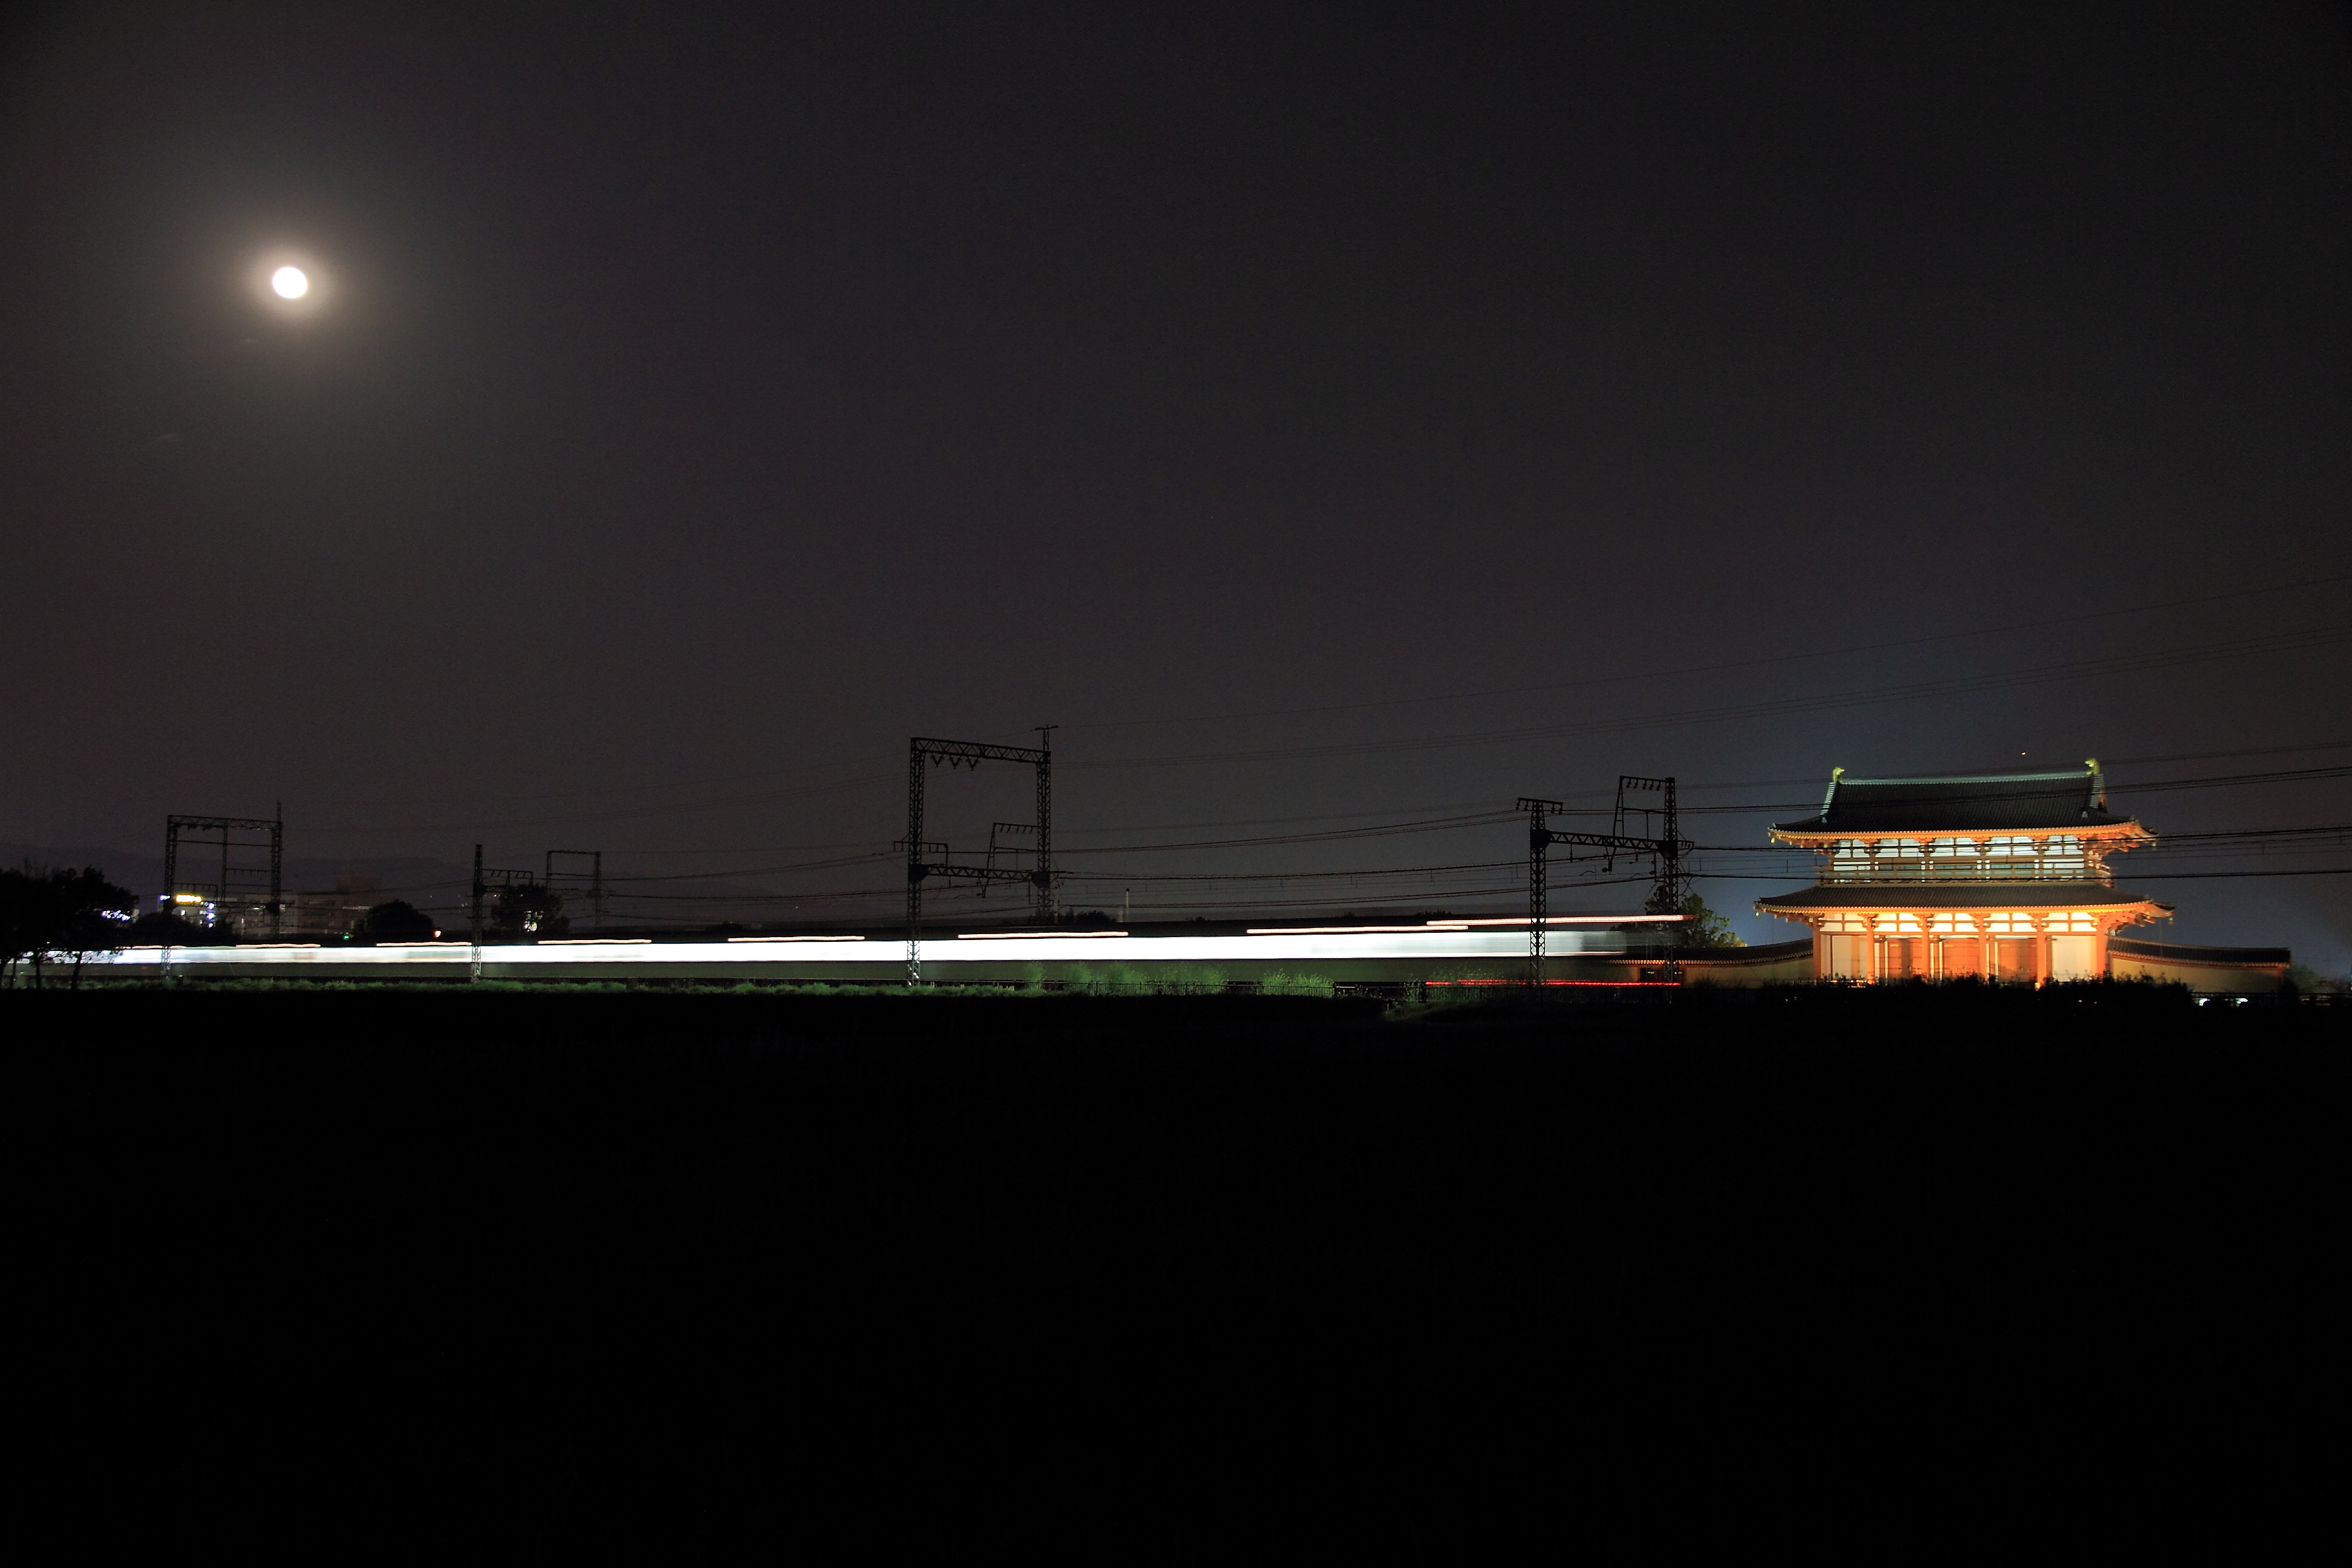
xmin=3 ymin=3 xmax=2346 ymax=962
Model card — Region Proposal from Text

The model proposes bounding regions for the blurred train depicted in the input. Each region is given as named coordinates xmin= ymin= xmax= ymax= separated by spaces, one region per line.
xmin=74 ymin=916 xmax=1816 ymax=987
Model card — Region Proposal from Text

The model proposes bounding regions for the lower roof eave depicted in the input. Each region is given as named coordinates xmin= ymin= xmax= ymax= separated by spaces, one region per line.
xmin=1753 ymin=883 xmax=2174 ymax=914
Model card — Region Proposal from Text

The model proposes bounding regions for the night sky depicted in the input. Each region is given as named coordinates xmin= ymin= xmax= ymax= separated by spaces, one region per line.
xmin=2 ymin=3 xmax=2347 ymax=960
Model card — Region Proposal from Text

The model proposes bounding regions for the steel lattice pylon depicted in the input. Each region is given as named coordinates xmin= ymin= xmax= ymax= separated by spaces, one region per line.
xmin=163 ymin=807 xmax=284 ymax=940
xmin=900 ymin=730 xmax=1056 ymax=985
xmin=1517 ymin=776 xmax=1691 ymax=985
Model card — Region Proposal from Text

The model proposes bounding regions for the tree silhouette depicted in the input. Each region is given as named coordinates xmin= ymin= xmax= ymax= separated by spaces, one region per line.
xmin=0 ymin=863 xmax=137 ymax=987
xmin=1669 ymin=892 xmax=1746 ymax=949
xmin=1638 ymin=886 xmax=1746 ymax=949
xmin=363 ymin=900 xmax=438 ymax=942
xmin=128 ymin=909 xmax=209 ymax=945
xmin=0 ymin=867 xmax=35 ymax=982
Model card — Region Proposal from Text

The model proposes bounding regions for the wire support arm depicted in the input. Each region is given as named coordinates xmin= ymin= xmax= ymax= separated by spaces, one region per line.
xmin=916 ymin=863 xmax=1042 ymax=886
xmin=910 ymin=737 xmax=1051 ymax=767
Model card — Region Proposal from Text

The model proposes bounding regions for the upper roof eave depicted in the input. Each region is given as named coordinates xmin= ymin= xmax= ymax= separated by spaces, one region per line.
xmin=1752 ymin=883 xmax=2174 ymax=913
xmin=1767 ymin=818 xmax=2152 ymax=841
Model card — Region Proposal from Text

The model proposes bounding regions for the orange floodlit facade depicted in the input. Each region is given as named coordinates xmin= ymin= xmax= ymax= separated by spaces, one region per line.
xmin=1754 ymin=762 xmax=2171 ymax=984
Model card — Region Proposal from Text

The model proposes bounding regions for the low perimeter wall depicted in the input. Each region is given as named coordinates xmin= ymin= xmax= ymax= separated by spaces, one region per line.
xmin=2108 ymin=936 xmax=2291 ymax=995
xmin=1636 ymin=941 xmax=1817 ymax=985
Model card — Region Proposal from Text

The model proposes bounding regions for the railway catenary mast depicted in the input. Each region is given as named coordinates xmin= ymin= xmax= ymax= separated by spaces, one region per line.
xmin=1518 ymin=776 xmax=1691 ymax=985
xmin=163 ymin=808 xmax=284 ymax=939
xmin=902 ymin=730 xmax=1056 ymax=985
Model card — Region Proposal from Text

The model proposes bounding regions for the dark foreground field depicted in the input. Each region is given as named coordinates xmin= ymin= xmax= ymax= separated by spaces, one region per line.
xmin=7 ymin=985 xmax=2345 ymax=1561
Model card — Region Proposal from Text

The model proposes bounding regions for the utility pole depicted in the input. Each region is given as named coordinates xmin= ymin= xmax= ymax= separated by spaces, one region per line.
xmin=1035 ymin=725 xmax=1057 ymax=923
xmin=471 ymin=844 xmax=485 ymax=981
xmin=1521 ymin=797 xmax=1561 ymax=984
xmin=905 ymin=743 xmax=930 ymax=986
xmin=1517 ymin=776 xmax=1692 ymax=985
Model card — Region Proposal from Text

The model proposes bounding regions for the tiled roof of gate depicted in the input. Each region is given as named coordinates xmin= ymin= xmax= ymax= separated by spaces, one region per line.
xmin=1771 ymin=766 xmax=2137 ymax=836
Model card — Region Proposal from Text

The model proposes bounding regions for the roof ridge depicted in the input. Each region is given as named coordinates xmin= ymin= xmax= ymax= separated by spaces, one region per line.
xmin=1837 ymin=769 xmax=2091 ymax=786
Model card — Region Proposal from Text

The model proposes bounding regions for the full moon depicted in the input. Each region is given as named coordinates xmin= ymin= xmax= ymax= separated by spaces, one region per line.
xmin=271 ymin=266 xmax=309 ymax=299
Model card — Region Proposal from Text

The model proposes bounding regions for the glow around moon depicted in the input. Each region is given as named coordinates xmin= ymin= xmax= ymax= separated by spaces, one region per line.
xmin=271 ymin=266 xmax=309 ymax=299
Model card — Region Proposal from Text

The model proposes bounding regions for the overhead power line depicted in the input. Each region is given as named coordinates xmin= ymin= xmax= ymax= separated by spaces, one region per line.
xmin=1053 ymin=810 xmax=1521 ymax=857
xmin=2115 ymin=867 xmax=2352 ymax=880
xmin=2106 ymin=739 xmax=2352 ymax=769
xmin=2111 ymin=765 xmax=2352 ymax=796
xmin=541 ymin=768 xmax=2347 ymax=893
